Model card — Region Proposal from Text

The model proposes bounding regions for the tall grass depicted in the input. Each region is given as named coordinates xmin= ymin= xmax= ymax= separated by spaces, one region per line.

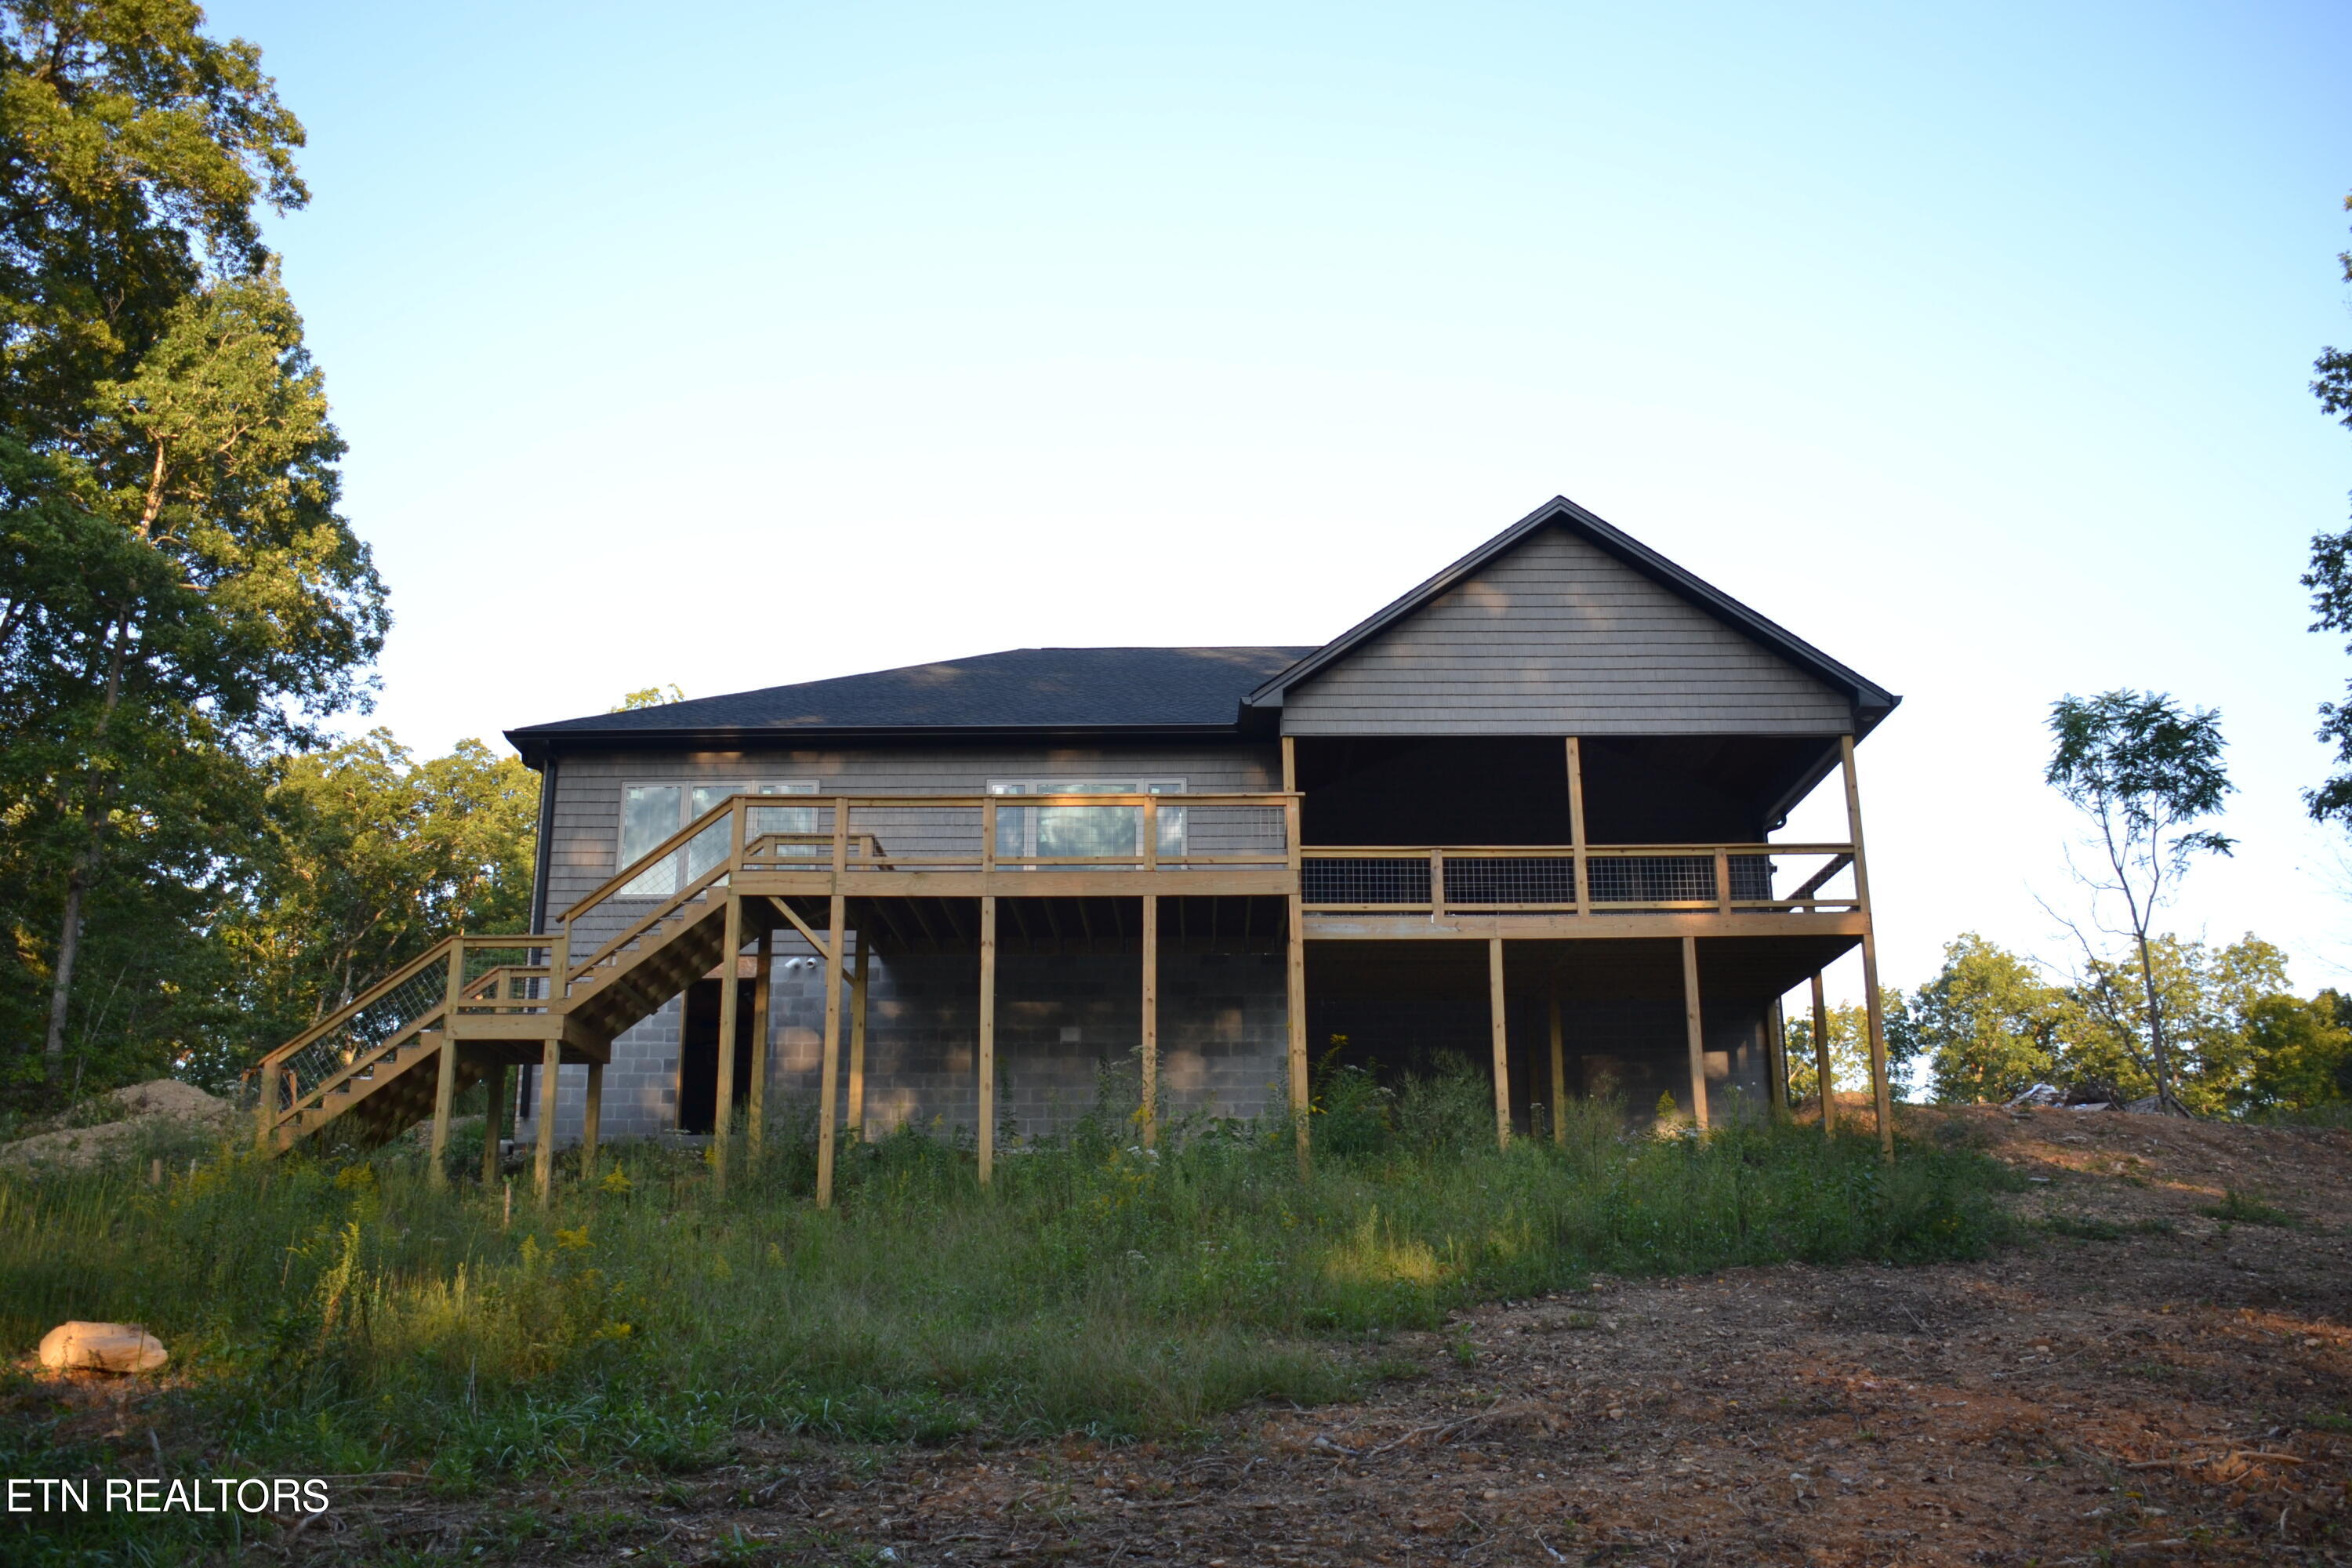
xmin=0 ymin=1063 xmax=2009 ymax=1511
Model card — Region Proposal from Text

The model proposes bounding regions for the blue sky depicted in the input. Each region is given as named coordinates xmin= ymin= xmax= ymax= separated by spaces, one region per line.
xmin=209 ymin=0 xmax=2352 ymax=1007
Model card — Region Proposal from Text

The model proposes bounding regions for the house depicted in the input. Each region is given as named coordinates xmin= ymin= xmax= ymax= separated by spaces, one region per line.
xmin=248 ymin=497 xmax=1900 ymax=1200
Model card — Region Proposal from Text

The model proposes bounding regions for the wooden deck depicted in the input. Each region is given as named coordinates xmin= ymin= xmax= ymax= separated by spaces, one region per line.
xmin=247 ymin=735 xmax=1896 ymax=1203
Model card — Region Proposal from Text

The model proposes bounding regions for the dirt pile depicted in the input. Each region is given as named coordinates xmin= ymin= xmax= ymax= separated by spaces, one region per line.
xmin=0 ymin=1079 xmax=234 ymax=1172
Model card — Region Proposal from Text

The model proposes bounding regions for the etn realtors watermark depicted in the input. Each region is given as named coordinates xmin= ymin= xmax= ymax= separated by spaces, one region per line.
xmin=8 ymin=1476 xmax=330 ymax=1514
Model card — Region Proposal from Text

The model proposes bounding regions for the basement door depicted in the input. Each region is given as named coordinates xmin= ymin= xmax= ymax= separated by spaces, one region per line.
xmin=677 ymin=978 xmax=757 ymax=1135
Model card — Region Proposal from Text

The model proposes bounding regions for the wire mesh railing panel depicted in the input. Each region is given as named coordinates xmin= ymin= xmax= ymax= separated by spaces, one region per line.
xmin=1728 ymin=854 xmax=1773 ymax=904
xmin=457 ymin=945 xmax=553 ymax=1008
xmin=1301 ymin=857 xmax=1432 ymax=906
xmin=270 ymin=948 xmax=453 ymax=1113
xmin=1182 ymin=804 xmax=1290 ymax=866
xmin=1587 ymin=855 xmax=1716 ymax=906
xmin=1444 ymin=856 xmax=1578 ymax=906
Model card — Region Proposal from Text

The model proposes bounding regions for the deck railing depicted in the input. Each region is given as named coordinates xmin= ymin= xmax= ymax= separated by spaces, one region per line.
xmin=551 ymin=794 xmax=1860 ymax=969
xmin=1297 ymin=843 xmax=1859 ymax=917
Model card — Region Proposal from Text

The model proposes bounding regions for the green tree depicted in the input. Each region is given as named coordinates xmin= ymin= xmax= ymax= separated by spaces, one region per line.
xmin=2059 ymin=934 xmax=2295 ymax=1116
xmin=0 ymin=0 xmax=305 ymax=443
xmin=2244 ymin=989 xmax=2352 ymax=1114
xmin=1784 ymin=989 xmax=1911 ymax=1102
xmin=2044 ymin=691 xmax=2233 ymax=1115
xmin=219 ymin=731 xmax=538 ymax=1056
xmin=0 ymin=5 xmax=384 ymax=1086
xmin=1908 ymin=934 xmax=2066 ymax=1104
xmin=2307 ymin=193 xmax=2352 ymax=824
xmin=612 ymin=684 xmax=685 ymax=711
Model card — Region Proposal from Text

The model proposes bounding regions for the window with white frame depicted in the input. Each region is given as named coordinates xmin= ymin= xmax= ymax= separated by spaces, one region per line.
xmin=619 ymin=781 xmax=818 ymax=897
xmin=986 ymin=779 xmax=1185 ymax=866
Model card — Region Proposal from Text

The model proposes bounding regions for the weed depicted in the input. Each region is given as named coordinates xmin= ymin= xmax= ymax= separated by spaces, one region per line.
xmin=0 ymin=1087 xmax=2010 ymax=1559
xmin=2199 ymin=1190 xmax=2298 ymax=1227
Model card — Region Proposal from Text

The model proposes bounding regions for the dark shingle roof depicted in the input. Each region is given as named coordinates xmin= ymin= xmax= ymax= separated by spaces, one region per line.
xmin=506 ymin=647 xmax=1314 ymax=751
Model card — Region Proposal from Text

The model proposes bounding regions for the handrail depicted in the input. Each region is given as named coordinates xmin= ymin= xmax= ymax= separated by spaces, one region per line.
xmin=270 ymin=1006 xmax=449 ymax=1124
xmin=260 ymin=936 xmax=460 ymax=1071
xmin=559 ymin=798 xmax=744 ymax=924
xmin=567 ymin=858 xmax=734 ymax=984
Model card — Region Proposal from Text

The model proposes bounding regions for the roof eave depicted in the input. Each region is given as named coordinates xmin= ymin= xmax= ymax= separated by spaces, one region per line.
xmin=503 ymin=720 xmax=1261 ymax=768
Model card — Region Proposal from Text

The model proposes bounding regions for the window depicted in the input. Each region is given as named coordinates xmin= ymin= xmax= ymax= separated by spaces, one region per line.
xmin=619 ymin=781 xmax=818 ymax=897
xmin=987 ymin=779 xmax=1185 ymax=866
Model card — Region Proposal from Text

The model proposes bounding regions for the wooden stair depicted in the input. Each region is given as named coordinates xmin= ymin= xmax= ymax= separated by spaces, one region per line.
xmin=560 ymin=888 xmax=731 ymax=1044
xmin=251 ymin=866 xmax=741 ymax=1153
xmin=271 ymin=1030 xmax=494 ymax=1151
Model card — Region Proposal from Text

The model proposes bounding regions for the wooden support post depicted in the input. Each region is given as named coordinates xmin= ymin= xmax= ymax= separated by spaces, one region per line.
xmin=1714 ymin=848 xmax=1733 ymax=916
xmin=978 ymin=896 xmax=997 ymax=1186
xmin=1284 ymin=791 xmax=1309 ymax=1174
xmin=746 ymin=927 xmax=771 ymax=1163
xmin=816 ymin=892 xmax=847 ymax=1208
xmin=532 ymin=1036 xmax=560 ymax=1205
xmin=1287 ymin=891 xmax=1309 ymax=1174
xmin=580 ymin=1061 xmax=602 ymax=1182
xmin=429 ymin=1037 xmax=459 ymax=1188
xmin=1811 ymin=971 xmax=1835 ymax=1133
xmin=1548 ymin=985 xmax=1567 ymax=1146
xmin=713 ymin=894 xmax=743 ymax=1192
xmin=1429 ymin=847 xmax=1445 ymax=922
xmin=1681 ymin=935 xmax=1709 ymax=1131
xmin=1766 ymin=996 xmax=1789 ymax=1118
xmin=1566 ymin=737 xmax=1590 ymax=916
xmin=1140 ymin=893 xmax=1159 ymax=1147
xmin=1841 ymin=735 xmax=1895 ymax=1162
xmin=1488 ymin=936 xmax=1511 ymax=1148
xmin=1281 ymin=734 xmax=1297 ymax=794
xmin=848 ymin=930 xmax=869 ymax=1142
xmin=481 ymin=1061 xmax=508 ymax=1189
xmin=1860 ymin=931 xmax=1894 ymax=1159
xmin=428 ymin=941 xmax=463 ymax=1189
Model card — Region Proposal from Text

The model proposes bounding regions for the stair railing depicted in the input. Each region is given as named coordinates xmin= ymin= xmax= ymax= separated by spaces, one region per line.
xmin=249 ymin=938 xmax=460 ymax=1147
xmin=249 ymin=935 xmax=567 ymax=1149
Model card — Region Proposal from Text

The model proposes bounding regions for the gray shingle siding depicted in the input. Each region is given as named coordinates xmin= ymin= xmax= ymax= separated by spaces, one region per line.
xmin=1279 ymin=526 xmax=1856 ymax=736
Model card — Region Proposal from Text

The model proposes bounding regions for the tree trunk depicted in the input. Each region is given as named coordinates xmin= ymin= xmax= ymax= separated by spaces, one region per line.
xmin=45 ymin=451 xmax=169 ymax=1076
xmin=2132 ymin=929 xmax=2183 ymax=1115
xmin=42 ymin=866 xmax=88 ymax=1072
xmin=43 ymin=604 xmax=135 ymax=1073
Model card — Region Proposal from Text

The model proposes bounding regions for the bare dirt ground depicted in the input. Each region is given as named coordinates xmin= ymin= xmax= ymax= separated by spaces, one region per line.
xmin=43 ymin=1108 xmax=2352 ymax=1564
